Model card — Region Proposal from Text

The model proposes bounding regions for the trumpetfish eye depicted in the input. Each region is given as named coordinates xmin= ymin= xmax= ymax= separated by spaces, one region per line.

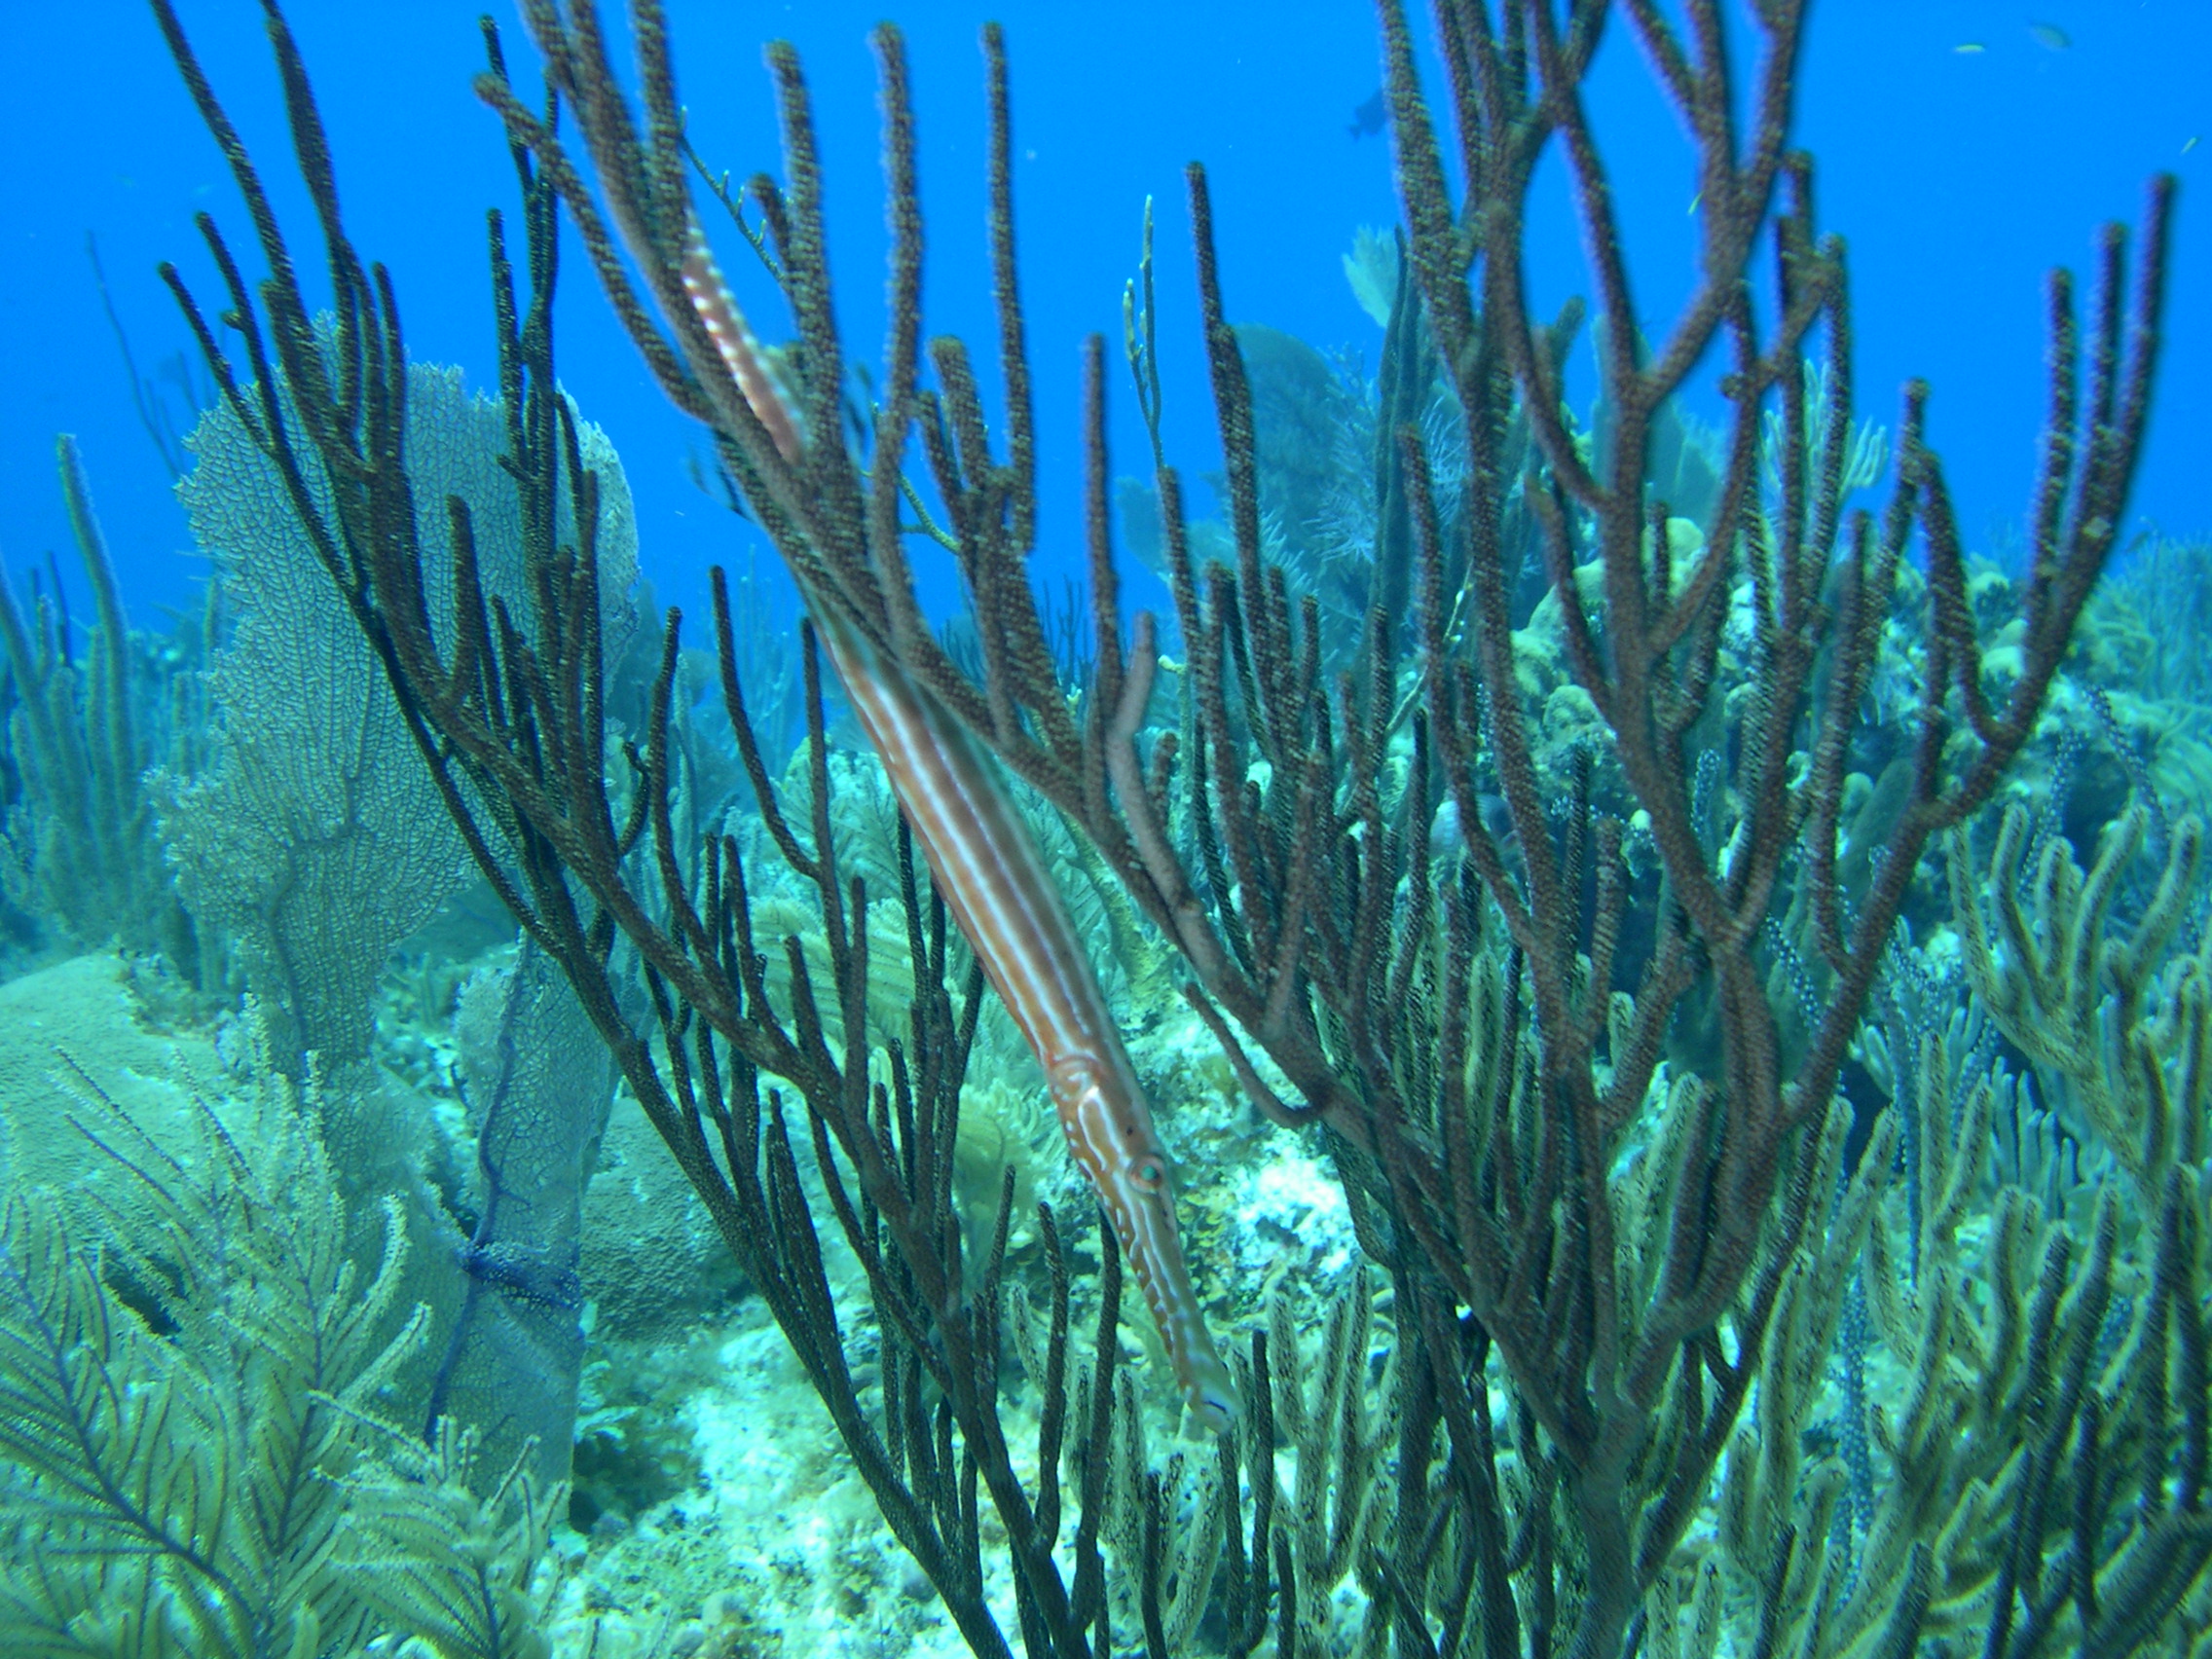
xmin=1126 ymin=1154 xmax=1166 ymax=1191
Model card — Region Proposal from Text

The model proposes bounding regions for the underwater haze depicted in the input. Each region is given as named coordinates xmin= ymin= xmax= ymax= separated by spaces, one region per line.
xmin=2 ymin=1 xmax=2211 ymax=1655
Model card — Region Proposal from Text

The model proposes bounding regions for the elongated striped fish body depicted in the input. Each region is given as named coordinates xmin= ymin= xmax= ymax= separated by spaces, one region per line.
xmin=813 ymin=608 xmax=1237 ymax=1434
xmin=681 ymin=226 xmax=1235 ymax=1432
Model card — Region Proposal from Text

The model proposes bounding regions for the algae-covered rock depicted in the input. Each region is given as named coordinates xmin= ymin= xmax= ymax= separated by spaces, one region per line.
xmin=0 ymin=951 xmax=225 ymax=1197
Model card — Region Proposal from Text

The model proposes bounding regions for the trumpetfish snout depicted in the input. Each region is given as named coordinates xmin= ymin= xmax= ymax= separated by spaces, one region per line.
xmin=681 ymin=225 xmax=1237 ymax=1434
xmin=1050 ymin=1053 xmax=1237 ymax=1432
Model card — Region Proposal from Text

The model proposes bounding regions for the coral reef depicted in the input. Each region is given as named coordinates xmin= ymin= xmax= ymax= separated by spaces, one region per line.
xmin=0 ymin=1035 xmax=556 ymax=1657
xmin=0 ymin=0 xmax=2201 ymax=1655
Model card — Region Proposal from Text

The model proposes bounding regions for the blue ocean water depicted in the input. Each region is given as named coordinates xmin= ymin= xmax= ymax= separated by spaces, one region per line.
xmin=1 ymin=1 xmax=2204 ymax=633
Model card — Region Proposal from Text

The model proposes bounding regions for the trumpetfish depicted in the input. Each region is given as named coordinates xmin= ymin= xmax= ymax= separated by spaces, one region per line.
xmin=679 ymin=233 xmax=1238 ymax=1434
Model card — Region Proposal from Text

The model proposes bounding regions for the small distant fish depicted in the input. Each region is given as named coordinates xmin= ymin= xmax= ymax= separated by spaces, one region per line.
xmin=2028 ymin=20 xmax=2071 ymax=51
xmin=2184 ymin=135 xmax=2200 ymax=156
xmin=1954 ymin=41 xmax=1986 ymax=55
xmin=1348 ymin=88 xmax=1386 ymax=140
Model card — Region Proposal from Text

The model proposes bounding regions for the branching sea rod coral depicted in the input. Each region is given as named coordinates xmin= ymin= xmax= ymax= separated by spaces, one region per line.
xmin=140 ymin=0 xmax=2184 ymax=1655
xmin=482 ymin=13 xmax=1238 ymax=1435
xmin=150 ymin=9 xmax=1200 ymax=1651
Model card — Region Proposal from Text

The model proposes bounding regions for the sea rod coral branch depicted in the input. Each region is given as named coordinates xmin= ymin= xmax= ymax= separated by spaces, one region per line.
xmin=498 ymin=2 xmax=1237 ymax=1434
